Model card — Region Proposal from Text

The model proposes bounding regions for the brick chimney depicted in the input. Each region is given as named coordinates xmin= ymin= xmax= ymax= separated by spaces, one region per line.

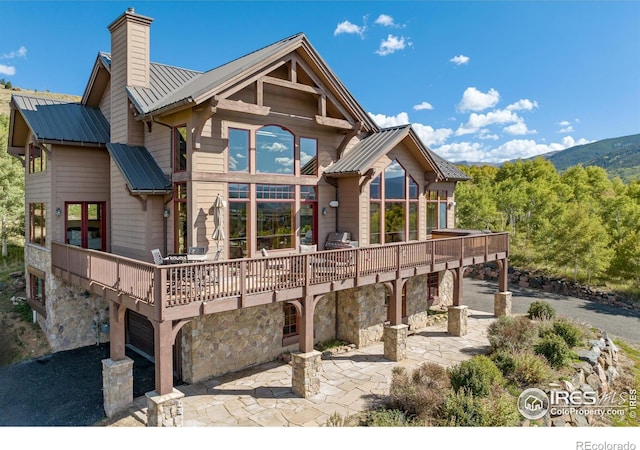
xmin=107 ymin=7 xmax=153 ymax=144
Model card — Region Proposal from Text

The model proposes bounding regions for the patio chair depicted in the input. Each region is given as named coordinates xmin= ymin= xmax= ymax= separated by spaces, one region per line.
xmin=261 ymin=248 xmax=284 ymax=272
xmin=151 ymin=248 xmax=165 ymax=265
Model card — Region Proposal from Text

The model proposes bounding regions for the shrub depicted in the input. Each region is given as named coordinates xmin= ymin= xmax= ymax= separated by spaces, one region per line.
xmin=491 ymin=350 xmax=516 ymax=376
xmin=534 ymin=334 xmax=573 ymax=369
xmin=527 ymin=300 xmax=556 ymax=320
xmin=448 ymin=355 xmax=504 ymax=398
xmin=550 ymin=318 xmax=584 ymax=348
xmin=389 ymin=363 xmax=450 ymax=419
xmin=357 ymin=409 xmax=421 ymax=427
xmin=441 ymin=386 xmax=521 ymax=427
xmin=488 ymin=315 xmax=538 ymax=352
xmin=511 ymin=351 xmax=551 ymax=385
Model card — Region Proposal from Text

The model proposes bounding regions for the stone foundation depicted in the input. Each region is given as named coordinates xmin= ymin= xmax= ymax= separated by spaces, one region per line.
xmin=494 ymin=291 xmax=512 ymax=317
xmin=146 ymin=389 xmax=185 ymax=427
xmin=291 ymin=351 xmax=322 ymax=398
xmin=102 ymin=357 xmax=133 ymax=419
xmin=383 ymin=324 xmax=408 ymax=361
xmin=447 ymin=305 xmax=468 ymax=336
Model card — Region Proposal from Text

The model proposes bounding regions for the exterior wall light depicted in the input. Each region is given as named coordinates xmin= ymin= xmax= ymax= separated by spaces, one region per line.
xmin=56 ymin=207 xmax=62 ymax=217
xmin=163 ymin=207 xmax=170 ymax=218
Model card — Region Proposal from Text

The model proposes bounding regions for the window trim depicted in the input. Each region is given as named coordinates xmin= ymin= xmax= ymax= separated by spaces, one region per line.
xmin=173 ymin=124 xmax=187 ymax=173
xmin=173 ymin=182 xmax=188 ymax=254
xmin=27 ymin=266 xmax=46 ymax=318
xmin=28 ymin=143 xmax=46 ymax=174
xmin=282 ymin=302 xmax=299 ymax=347
xmin=29 ymin=202 xmax=46 ymax=246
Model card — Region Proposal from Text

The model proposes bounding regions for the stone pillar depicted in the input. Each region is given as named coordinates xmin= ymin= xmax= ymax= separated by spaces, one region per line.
xmin=447 ymin=305 xmax=468 ymax=337
xmin=291 ymin=350 xmax=322 ymax=398
xmin=494 ymin=291 xmax=512 ymax=317
xmin=383 ymin=324 xmax=408 ymax=361
xmin=102 ymin=357 xmax=133 ymax=419
xmin=146 ymin=389 xmax=185 ymax=427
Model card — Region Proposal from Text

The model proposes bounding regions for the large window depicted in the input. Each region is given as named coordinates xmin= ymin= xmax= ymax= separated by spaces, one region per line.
xmin=228 ymin=128 xmax=249 ymax=172
xmin=229 ymin=183 xmax=249 ymax=259
xmin=369 ymin=160 xmax=419 ymax=245
xmin=299 ymin=137 xmax=318 ymax=176
xmin=173 ymin=125 xmax=187 ymax=172
xmin=299 ymin=186 xmax=317 ymax=245
xmin=174 ymin=183 xmax=188 ymax=254
xmin=29 ymin=203 xmax=46 ymax=246
xmin=256 ymin=184 xmax=294 ymax=251
xmin=28 ymin=144 xmax=46 ymax=173
xmin=256 ymin=125 xmax=294 ymax=174
xmin=65 ymin=202 xmax=105 ymax=250
xmin=282 ymin=302 xmax=299 ymax=346
xmin=426 ymin=190 xmax=448 ymax=234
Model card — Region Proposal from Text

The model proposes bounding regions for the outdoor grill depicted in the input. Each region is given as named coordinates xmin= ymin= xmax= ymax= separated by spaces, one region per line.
xmin=324 ymin=232 xmax=359 ymax=250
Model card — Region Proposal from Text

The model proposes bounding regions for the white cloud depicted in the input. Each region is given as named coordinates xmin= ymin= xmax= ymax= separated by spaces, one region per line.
xmin=503 ymin=121 xmax=535 ymax=136
xmin=506 ymin=99 xmax=539 ymax=111
xmin=558 ymin=120 xmax=571 ymax=127
xmin=412 ymin=123 xmax=453 ymax=147
xmin=334 ymin=20 xmax=365 ymax=37
xmin=263 ymin=142 xmax=288 ymax=152
xmin=450 ymin=55 xmax=469 ymax=65
xmin=457 ymin=87 xmax=500 ymax=112
xmin=368 ymin=112 xmax=410 ymax=127
xmin=456 ymin=109 xmax=521 ymax=136
xmin=0 ymin=64 xmax=16 ymax=76
xmin=1 ymin=46 xmax=27 ymax=59
xmin=432 ymin=141 xmax=487 ymax=162
xmin=374 ymin=14 xmax=396 ymax=27
xmin=275 ymin=157 xmax=293 ymax=167
xmin=376 ymin=34 xmax=409 ymax=56
xmin=413 ymin=101 xmax=434 ymax=111
xmin=558 ymin=125 xmax=574 ymax=133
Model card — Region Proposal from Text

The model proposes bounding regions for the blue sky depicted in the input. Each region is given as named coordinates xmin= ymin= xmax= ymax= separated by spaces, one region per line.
xmin=1 ymin=1 xmax=639 ymax=163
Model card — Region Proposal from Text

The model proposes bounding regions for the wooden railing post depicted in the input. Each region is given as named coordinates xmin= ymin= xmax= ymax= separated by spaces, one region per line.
xmin=154 ymin=266 xmax=166 ymax=321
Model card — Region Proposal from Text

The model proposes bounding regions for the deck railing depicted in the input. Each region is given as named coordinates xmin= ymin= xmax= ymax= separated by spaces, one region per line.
xmin=51 ymin=232 xmax=508 ymax=315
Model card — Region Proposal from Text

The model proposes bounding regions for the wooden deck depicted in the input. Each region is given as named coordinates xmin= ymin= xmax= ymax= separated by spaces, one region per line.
xmin=51 ymin=232 xmax=509 ymax=323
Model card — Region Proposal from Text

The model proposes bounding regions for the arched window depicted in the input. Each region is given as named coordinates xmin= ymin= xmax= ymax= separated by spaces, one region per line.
xmin=256 ymin=125 xmax=294 ymax=174
xmin=370 ymin=160 xmax=419 ymax=244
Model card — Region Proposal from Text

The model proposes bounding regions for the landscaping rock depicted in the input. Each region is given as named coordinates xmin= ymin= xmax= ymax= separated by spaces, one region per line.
xmin=575 ymin=350 xmax=600 ymax=366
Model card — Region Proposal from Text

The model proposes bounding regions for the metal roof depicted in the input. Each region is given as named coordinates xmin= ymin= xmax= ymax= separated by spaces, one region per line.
xmin=106 ymin=143 xmax=170 ymax=193
xmin=136 ymin=33 xmax=307 ymax=116
xmin=324 ymin=125 xmax=470 ymax=181
xmin=325 ymin=125 xmax=411 ymax=176
xmin=11 ymin=94 xmax=110 ymax=145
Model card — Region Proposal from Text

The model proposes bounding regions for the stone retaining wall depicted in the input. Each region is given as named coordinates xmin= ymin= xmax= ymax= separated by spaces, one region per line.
xmin=466 ymin=264 xmax=638 ymax=311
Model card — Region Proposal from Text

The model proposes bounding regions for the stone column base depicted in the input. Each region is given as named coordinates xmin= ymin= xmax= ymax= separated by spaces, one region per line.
xmin=494 ymin=291 xmax=512 ymax=317
xmin=102 ymin=357 xmax=133 ymax=419
xmin=448 ymin=305 xmax=468 ymax=337
xmin=146 ymin=389 xmax=185 ymax=427
xmin=291 ymin=350 xmax=322 ymax=398
xmin=383 ymin=324 xmax=408 ymax=361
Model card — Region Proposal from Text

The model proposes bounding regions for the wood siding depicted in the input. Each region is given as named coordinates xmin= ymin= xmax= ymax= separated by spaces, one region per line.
xmin=110 ymin=160 xmax=148 ymax=261
xmin=53 ymin=146 xmax=111 ymax=245
xmin=100 ymin=83 xmax=111 ymax=123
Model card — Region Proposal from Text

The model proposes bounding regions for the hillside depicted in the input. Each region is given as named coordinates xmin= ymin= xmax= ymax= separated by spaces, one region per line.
xmin=545 ymin=133 xmax=640 ymax=182
xmin=0 ymin=84 xmax=80 ymax=117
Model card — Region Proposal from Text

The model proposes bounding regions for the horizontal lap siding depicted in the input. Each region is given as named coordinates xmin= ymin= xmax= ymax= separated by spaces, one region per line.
xmin=337 ymin=178 xmax=360 ymax=242
xmin=110 ymin=160 xmax=147 ymax=261
xmin=54 ymin=146 xmax=111 ymax=245
xmin=196 ymin=117 xmax=224 ymax=174
xmin=100 ymin=83 xmax=111 ymax=123
xmin=264 ymin=84 xmax=318 ymax=118
xmin=192 ymin=181 xmax=225 ymax=257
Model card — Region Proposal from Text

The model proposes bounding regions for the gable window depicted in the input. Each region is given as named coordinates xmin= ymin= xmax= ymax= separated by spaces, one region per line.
xmin=173 ymin=125 xmax=187 ymax=172
xmin=299 ymin=137 xmax=318 ymax=176
xmin=426 ymin=190 xmax=448 ymax=234
xmin=256 ymin=184 xmax=294 ymax=251
xmin=369 ymin=160 xmax=419 ymax=245
xmin=228 ymin=128 xmax=249 ymax=172
xmin=28 ymin=144 xmax=46 ymax=173
xmin=29 ymin=203 xmax=46 ymax=246
xmin=256 ymin=125 xmax=293 ymax=175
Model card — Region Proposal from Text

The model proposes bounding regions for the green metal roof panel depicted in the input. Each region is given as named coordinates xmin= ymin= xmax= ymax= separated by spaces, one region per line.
xmin=106 ymin=143 xmax=170 ymax=193
xmin=324 ymin=126 xmax=411 ymax=175
xmin=12 ymin=94 xmax=110 ymax=145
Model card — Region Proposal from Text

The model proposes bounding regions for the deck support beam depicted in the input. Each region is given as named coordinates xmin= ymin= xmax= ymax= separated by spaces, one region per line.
xmin=494 ymin=258 xmax=511 ymax=317
xmin=152 ymin=320 xmax=175 ymax=396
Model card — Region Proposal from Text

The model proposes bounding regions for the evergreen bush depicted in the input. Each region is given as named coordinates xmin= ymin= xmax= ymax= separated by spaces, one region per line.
xmin=448 ymin=355 xmax=504 ymax=397
xmin=534 ymin=334 xmax=573 ymax=369
xmin=488 ymin=315 xmax=538 ymax=352
xmin=527 ymin=300 xmax=556 ymax=320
